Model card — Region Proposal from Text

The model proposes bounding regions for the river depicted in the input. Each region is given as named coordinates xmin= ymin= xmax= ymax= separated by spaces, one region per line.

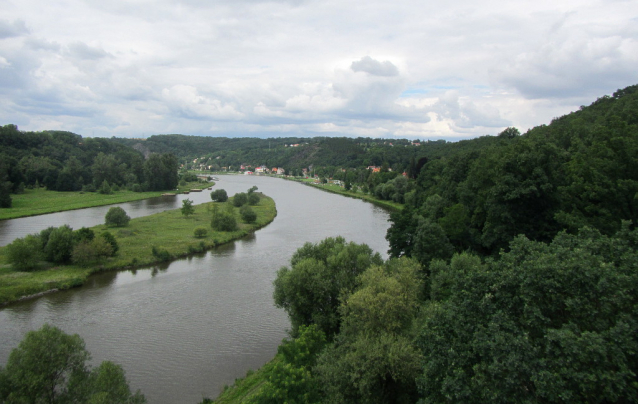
xmin=0 ymin=175 xmax=392 ymax=403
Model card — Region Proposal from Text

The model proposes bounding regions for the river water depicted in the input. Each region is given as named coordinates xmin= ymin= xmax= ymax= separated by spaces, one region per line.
xmin=0 ymin=175 xmax=391 ymax=403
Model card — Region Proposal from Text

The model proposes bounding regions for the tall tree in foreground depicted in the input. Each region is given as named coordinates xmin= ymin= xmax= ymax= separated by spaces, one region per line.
xmin=0 ymin=324 xmax=146 ymax=403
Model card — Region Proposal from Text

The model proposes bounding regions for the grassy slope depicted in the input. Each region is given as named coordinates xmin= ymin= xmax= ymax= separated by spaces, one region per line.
xmin=289 ymin=177 xmax=403 ymax=211
xmin=0 ymin=194 xmax=276 ymax=305
xmin=0 ymin=181 xmax=212 ymax=220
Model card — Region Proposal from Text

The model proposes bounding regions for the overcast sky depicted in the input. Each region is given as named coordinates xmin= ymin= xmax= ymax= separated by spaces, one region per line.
xmin=1 ymin=0 xmax=637 ymax=140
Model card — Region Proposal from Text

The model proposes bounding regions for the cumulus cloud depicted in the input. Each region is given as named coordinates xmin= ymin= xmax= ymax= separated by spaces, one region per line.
xmin=162 ymin=85 xmax=244 ymax=120
xmin=1 ymin=0 xmax=637 ymax=139
xmin=351 ymin=56 xmax=399 ymax=77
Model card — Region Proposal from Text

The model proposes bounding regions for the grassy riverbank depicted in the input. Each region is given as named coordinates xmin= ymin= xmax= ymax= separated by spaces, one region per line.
xmin=0 ymin=194 xmax=276 ymax=305
xmin=287 ymin=177 xmax=403 ymax=211
xmin=0 ymin=181 xmax=213 ymax=220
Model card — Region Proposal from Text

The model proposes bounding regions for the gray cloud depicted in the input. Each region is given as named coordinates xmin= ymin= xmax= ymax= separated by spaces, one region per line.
xmin=351 ymin=56 xmax=399 ymax=77
xmin=0 ymin=19 xmax=29 ymax=39
xmin=67 ymin=42 xmax=112 ymax=60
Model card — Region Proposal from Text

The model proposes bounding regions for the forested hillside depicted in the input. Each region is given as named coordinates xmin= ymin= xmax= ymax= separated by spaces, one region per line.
xmin=213 ymin=84 xmax=638 ymax=403
xmin=0 ymin=125 xmax=179 ymax=207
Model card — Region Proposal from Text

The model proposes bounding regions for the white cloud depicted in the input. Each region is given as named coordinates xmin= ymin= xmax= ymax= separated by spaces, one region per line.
xmin=1 ymin=0 xmax=637 ymax=139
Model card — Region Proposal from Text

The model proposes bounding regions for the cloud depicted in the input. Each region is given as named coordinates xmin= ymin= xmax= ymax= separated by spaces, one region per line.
xmin=0 ymin=19 xmax=29 ymax=39
xmin=351 ymin=56 xmax=399 ymax=77
xmin=161 ymin=85 xmax=244 ymax=120
xmin=67 ymin=42 xmax=112 ymax=60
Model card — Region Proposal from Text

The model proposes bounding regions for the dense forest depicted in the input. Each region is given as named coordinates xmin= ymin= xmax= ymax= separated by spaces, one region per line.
xmin=212 ymin=85 xmax=638 ymax=403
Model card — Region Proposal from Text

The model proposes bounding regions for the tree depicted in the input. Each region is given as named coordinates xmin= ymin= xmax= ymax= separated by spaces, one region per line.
xmin=248 ymin=192 xmax=260 ymax=206
xmin=100 ymin=231 xmax=119 ymax=255
xmin=232 ymin=192 xmax=248 ymax=207
xmin=105 ymin=207 xmax=130 ymax=227
xmin=0 ymin=324 xmax=146 ymax=404
xmin=72 ymin=237 xmax=113 ymax=266
xmin=314 ymin=258 xmax=423 ymax=404
xmin=44 ymin=225 xmax=75 ymax=263
xmin=418 ymin=227 xmax=638 ymax=403
xmin=273 ymin=237 xmax=383 ymax=338
xmin=6 ymin=234 xmax=43 ymax=271
xmin=0 ymin=323 xmax=89 ymax=404
xmin=181 ymin=198 xmax=195 ymax=217
xmin=240 ymin=204 xmax=257 ymax=223
xmin=194 ymin=227 xmax=208 ymax=238
xmin=210 ymin=188 xmax=228 ymax=202
xmin=210 ymin=204 xmax=238 ymax=232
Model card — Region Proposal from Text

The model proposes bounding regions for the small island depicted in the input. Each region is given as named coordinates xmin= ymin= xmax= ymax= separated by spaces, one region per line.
xmin=0 ymin=191 xmax=276 ymax=305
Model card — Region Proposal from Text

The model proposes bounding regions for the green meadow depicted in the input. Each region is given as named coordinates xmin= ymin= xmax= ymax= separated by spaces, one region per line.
xmin=0 ymin=195 xmax=276 ymax=305
xmin=0 ymin=181 xmax=212 ymax=220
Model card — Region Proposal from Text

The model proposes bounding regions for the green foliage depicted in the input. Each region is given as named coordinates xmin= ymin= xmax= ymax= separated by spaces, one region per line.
xmin=72 ymin=237 xmax=113 ymax=266
xmin=151 ymin=246 xmax=172 ymax=262
xmin=0 ymin=324 xmax=146 ymax=404
xmin=248 ymin=192 xmax=260 ymax=206
xmin=74 ymin=227 xmax=95 ymax=244
xmin=240 ymin=205 xmax=257 ymax=223
xmin=211 ymin=188 xmax=228 ymax=202
xmin=100 ymin=231 xmax=119 ymax=255
xmin=143 ymin=153 xmax=179 ymax=191
xmin=211 ymin=204 xmax=238 ymax=232
xmin=247 ymin=325 xmax=326 ymax=404
xmin=314 ymin=258 xmax=424 ymax=404
xmin=232 ymin=192 xmax=248 ymax=207
xmin=99 ymin=180 xmax=113 ymax=195
xmin=194 ymin=227 xmax=208 ymax=238
xmin=181 ymin=198 xmax=195 ymax=217
xmin=417 ymin=226 xmax=638 ymax=403
xmin=273 ymin=237 xmax=383 ymax=337
xmin=6 ymin=234 xmax=43 ymax=271
xmin=105 ymin=206 xmax=130 ymax=227
xmin=44 ymin=224 xmax=75 ymax=263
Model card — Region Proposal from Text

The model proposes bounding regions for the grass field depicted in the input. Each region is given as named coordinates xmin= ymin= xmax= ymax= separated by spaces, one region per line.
xmin=0 ymin=194 xmax=276 ymax=305
xmin=0 ymin=181 xmax=212 ymax=220
xmin=290 ymin=177 xmax=403 ymax=211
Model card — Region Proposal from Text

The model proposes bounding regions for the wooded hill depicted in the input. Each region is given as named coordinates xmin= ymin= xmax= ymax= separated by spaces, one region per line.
xmin=218 ymin=85 xmax=638 ymax=403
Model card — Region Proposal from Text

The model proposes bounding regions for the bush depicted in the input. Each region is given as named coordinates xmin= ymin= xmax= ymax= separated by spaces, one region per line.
xmin=72 ymin=237 xmax=113 ymax=266
xmin=73 ymin=227 xmax=95 ymax=244
xmin=240 ymin=205 xmax=257 ymax=223
xmin=44 ymin=225 xmax=75 ymax=263
xmin=99 ymin=180 xmax=112 ymax=195
xmin=232 ymin=192 xmax=248 ymax=207
xmin=194 ymin=227 xmax=208 ymax=238
xmin=248 ymin=192 xmax=260 ymax=206
xmin=7 ymin=234 xmax=43 ymax=271
xmin=211 ymin=211 xmax=238 ymax=232
xmin=105 ymin=207 xmax=130 ymax=227
xmin=151 ymin=246 xmax=172 ymax=262
xmin=210 ymin=189 xmax=228 ymax=202
xmin=100 ymin=231 xmax=119 ymax=255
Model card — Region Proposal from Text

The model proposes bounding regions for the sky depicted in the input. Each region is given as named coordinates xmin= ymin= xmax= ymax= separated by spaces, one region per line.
xmin=1 ymin=0 xmax=637 ymax=140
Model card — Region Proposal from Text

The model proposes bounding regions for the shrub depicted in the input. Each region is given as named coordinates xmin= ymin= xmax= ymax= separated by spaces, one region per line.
xmin=194 ymin=227 xmax=208 ymax=238
xmin=248 ymin=192 xmax=260 ymax=206
xmin=210 ymin=189 xmax=228 ymax=202
xmin=211 ymin=210 xmax=238 ymax=232
xmin=44 ymin=225 xmax=75 ymax=263
xmin=105 ymin=207 xmax=130 ymax=227
xmin=73 ymin=227 xmax=95 ymax=244
xmin=100 ymin=231 xmax=119 ymax=255
xmin=151 ymin=246 xmax=172 ymax=262
xmin=240 ymin=205 xmax=257 ymax=223
xmin=99 ymin=180 xmax=112 ymax=195
xmin=7 ymin=234 xmax=43 ymax=271
xmin=72 ymin=237 xmax=113 ymax=266
xmin=232 ymin=192 xmax=248 ymax=207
